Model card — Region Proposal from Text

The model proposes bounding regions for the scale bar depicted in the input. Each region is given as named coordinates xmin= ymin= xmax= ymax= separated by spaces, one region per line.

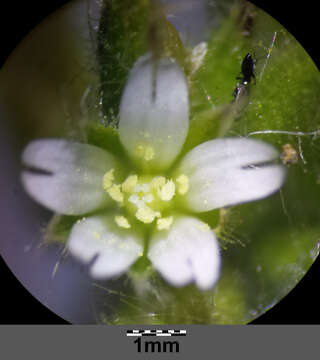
xmin=126 ymin=330 xmax=187 ymax=337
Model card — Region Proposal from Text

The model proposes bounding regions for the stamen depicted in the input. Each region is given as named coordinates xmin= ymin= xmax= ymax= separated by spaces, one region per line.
xmin=176 ymin=174 xmax=189 ymax=195
xmin=102 ymin=168 xmax=115 ymax=190
xmin=103 ymin=170 xmax=179 ymax=227
xmin=121 ymin=174 xmax=138 ymax=193
xmin=156 ymin=216 xmax=174 ymax=231
xmin=158 ymin=180 xmax=175 ymax=201
xmin=107 ymin=184 xmax=124 ymax=203
xmin=135 ymin=206 xmax=160 ymax=224
xmin=114 ymin=215 xmax=131 ymax=229
xmin=150 ymin=176 xmax=166 ymax=191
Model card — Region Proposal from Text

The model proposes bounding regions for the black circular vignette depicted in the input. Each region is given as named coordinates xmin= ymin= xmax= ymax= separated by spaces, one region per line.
xmin=247 ymin=0 xmax=320 ymax=325
xmin=0 ymin=0 xmax=319 ymax=325
xmin=0 ymin=257 xmax=69 ymax=324
xmin=0 ymin=0 xmax=71 ymax=67
xmin=250 ymin=0 xmax=319 ymax=67
xmin=251 ymin=255 xmax=320 ymax=324
xmin=0 ymin=0 xmax=70 ymax=325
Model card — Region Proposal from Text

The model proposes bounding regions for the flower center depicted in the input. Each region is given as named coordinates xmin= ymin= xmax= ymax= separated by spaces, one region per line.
xmin=102 ymin=169 xmax=189 ymax=231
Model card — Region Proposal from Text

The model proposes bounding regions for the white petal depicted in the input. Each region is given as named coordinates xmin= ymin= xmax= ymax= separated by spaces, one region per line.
xmin=67 ymin=215 xmax=143 ymax=278
xmin=148 ymin=216 xmax=221 ymax=290
xmin=177 ymin=138 xmax=286 ymax=212
xmin=21 ymin=139 xmax=115 ymax=215
xmin=119 ymin=54 xmax=189 ymax=171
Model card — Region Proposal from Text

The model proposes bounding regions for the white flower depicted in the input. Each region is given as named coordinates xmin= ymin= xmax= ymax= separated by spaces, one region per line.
xmin=21 ymin=54 xmax=286 ymax=290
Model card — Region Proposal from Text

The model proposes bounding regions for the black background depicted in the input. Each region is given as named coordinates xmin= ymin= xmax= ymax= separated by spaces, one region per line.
xmin=0 ymin=0 xmax=319 ymax=325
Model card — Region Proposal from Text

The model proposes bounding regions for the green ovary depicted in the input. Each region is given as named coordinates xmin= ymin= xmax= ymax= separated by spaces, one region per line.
xmin=102 ymin=169 xmax=190 ymax=231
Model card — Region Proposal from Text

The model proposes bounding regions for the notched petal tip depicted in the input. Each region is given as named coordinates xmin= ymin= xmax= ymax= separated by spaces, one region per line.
xmin=148 ymin=216 xmax=221 ymax=290
xmin=67 ymin=215 xmax=143 ymax=279
xmin=21 ymin=139 xmax=116 ymax=215
xmin=178 ymin=137 xmax=287 ymax=212
xmin=119 ymin=53 xmax=189 ymax=171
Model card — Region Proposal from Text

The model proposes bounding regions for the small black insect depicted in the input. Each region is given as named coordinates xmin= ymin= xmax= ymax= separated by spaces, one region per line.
xmin=233 ymin=53 xmax=256 ymax=101
xmin=237 ymin=53 xmax=256 ymax=85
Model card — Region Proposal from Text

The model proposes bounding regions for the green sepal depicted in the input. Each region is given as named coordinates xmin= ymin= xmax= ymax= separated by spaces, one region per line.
xmin=97 ymin=0 xmax=188 ymax=126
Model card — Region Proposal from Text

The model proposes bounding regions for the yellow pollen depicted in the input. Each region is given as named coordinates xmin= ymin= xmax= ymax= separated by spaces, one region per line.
xmin=157 ymin=216 xmax=174 ymax=231
xmin=135 ymin=144 xmax=155 ymax=161
xmin=114 ymin=215 xmax=131 ymax=229
xmin=102 ymin=168 xmax=115 ymax=190
xmin=107 ymin=184 xmax=124 ymax=203
xmin=121 ymin=174 xmax=138 ymax=193
xmin=93 ymin=231 xmax=101 ymax=239
xmin=158 ymin=180 xmax=175 ymax=201
xmin=150 ymin=176 xmax=166 ymax=191
xmin=176 ymin=174 xmax=189 ymax=195
xmin=135 ymin=206 xmax=160 ymax=224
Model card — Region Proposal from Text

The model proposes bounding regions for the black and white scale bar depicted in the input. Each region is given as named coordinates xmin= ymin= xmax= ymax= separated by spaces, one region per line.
xmin=126 ymin=330 xmax=187 ymax=337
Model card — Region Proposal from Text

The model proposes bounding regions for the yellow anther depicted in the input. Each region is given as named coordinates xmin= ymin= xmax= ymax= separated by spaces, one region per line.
xmin=176 ymin=174 xmax=189 ymax=195
xmin=114 ymin=216 xmax=131 ymax=229
xmin=156 ymin=216 xmax=174 ymax=231
xmin=150 ymin=176 xmax=166 ymax=191
xmin=107 ymin=184 xmax=124 ymax=203
xmin=102 ymin=168 xmax=115 ymax=190
xmin=135 ymin=206 xmax=160 ymax=224
xmin=121 ymin=174 xmax=138 ymax=193
xmin=158 ymin=180 xmax=175 ymax=201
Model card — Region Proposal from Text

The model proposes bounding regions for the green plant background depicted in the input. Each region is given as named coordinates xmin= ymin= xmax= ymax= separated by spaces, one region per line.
xmin=88 ymin=0 xmax=320 ymax=324
xmin=1 ymin=0 xmax=319 ymax=324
